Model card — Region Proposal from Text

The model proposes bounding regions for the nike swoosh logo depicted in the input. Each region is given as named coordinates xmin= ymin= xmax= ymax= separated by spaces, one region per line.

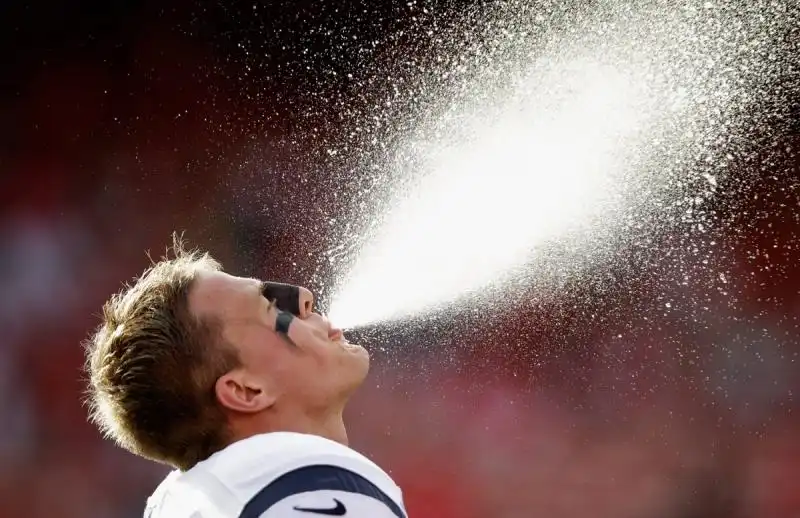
xmin=292 ymin=498 xmax=347 ymax=516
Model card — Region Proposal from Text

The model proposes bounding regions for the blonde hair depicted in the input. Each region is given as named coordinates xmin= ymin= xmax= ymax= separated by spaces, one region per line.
xmin=84 ymin=235 xmax=240 ymax=470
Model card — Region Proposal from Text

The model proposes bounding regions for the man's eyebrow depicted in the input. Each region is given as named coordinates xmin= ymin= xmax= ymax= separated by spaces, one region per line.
xmin=253 ymin=280 xmax=277 ymax=309
xmin=249 ymin=278 xmax=266 ymax=298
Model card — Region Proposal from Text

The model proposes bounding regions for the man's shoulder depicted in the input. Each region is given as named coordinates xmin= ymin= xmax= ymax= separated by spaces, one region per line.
xmin=144 ymin=470 xmax=209 ymax=518
xmin=208 ymin=432 xmax=401 ymax=498
xmin=218 ymin=433 xmax=406 ymax=518
xmin=145 ymin=433 xmax=405 ymax=517
xmin=146 ymin=469 xmax=181 ymax=513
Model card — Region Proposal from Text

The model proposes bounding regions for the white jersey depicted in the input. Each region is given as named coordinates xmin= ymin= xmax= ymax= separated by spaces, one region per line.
xmin=144 ymin=432 xmax=407 ymax=518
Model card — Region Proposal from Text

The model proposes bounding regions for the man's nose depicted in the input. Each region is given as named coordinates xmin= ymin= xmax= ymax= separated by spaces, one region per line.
xmin=297 ymin=286 xmax=314 ymax=318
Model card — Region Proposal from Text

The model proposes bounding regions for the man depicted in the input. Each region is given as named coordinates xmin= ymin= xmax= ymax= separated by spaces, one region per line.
xmin=84 ymin=237 xmax=408 ymax=517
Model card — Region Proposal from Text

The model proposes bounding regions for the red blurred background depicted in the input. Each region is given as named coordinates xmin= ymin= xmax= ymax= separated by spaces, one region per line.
xmin=1 ymin=1 xmax=798 ymax=517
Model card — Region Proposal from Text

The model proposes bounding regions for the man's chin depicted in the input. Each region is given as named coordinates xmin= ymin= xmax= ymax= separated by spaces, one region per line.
xmin=335 ymin=338 xmax=368 ymax=357
xmin=339 ymin=362 xmax=369 ymax=403
xmin=351 ymin=342 xmax=369 ymax=364
xmin=349 ymin=346 xmax=370 ymax=384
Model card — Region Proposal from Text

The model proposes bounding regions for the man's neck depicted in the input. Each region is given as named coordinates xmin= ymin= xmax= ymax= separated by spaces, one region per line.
xmin=231 ymin=406 xmax=349 ymax=446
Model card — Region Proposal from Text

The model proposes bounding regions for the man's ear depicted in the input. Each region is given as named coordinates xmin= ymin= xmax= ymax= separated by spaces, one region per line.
xmin=215 ymin=369 xmax=277 ymax=414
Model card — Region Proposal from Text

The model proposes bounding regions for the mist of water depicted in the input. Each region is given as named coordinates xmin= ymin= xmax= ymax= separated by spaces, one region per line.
xmin=325 ymin=1 xmax=795 ymax=329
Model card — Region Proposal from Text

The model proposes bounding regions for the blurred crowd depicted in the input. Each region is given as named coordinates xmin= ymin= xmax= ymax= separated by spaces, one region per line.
xmin=2 ymin=3 xmax=798 ymax=517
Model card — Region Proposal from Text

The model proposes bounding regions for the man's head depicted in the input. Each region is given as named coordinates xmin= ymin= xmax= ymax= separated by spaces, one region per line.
xmin=85 ymin=238 xmax=369 ymax=471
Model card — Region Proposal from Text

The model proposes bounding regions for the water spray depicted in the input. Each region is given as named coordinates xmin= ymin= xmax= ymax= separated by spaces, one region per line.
xmin=323 ymin=0 xmax=795 ymax=330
